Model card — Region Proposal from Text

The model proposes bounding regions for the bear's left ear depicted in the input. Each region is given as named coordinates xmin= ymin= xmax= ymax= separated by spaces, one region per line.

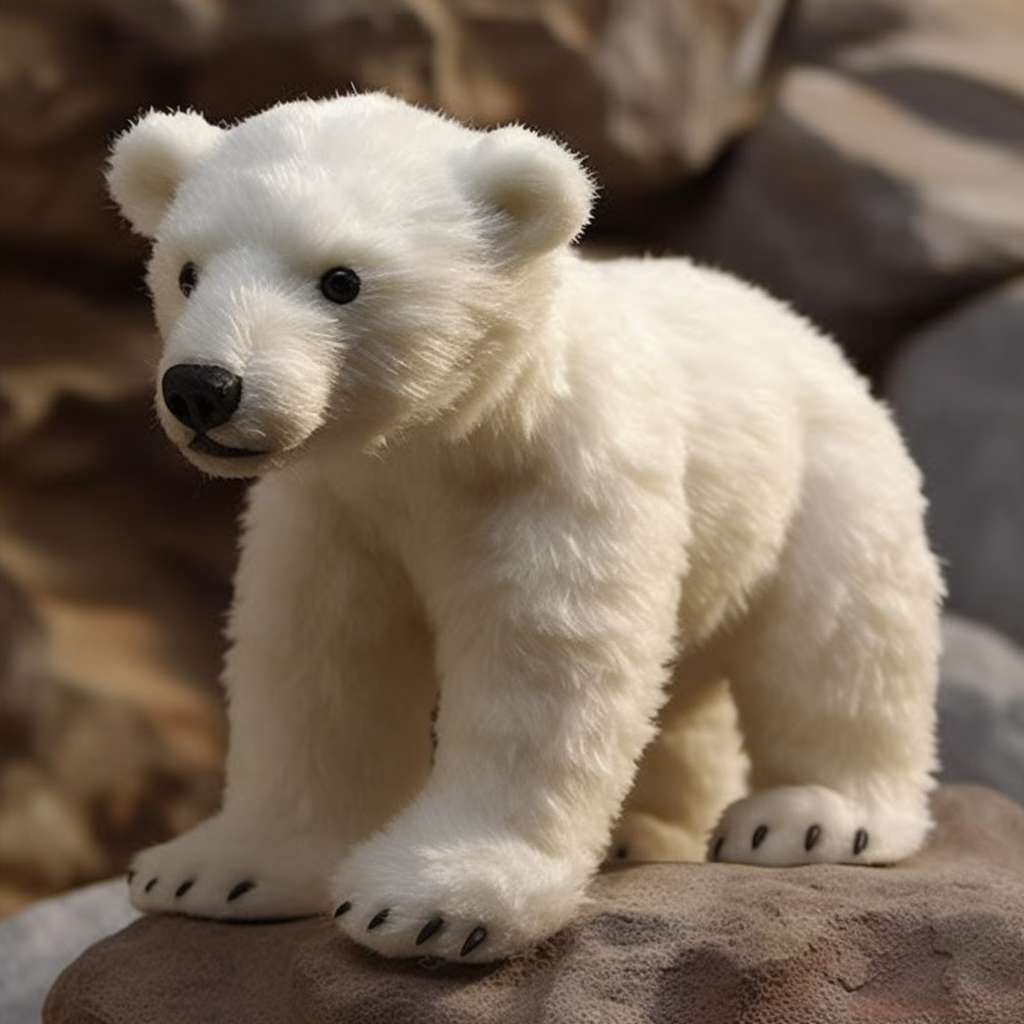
xmin=106 ymin=109 xmax=223 ymax=238
xmin=462 ymin=126 xmax=595 ymax=262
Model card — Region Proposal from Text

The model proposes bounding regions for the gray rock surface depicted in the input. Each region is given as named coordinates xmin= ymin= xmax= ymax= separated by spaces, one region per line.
xmin=663 ymin=0 xmax=1024 ymax=368
xmin=938 ymin=615 xmax=1024 ymax=805
xmin=43 ymin=787 xmax=1024 ymax=1024
xmin=886 ymin=279 xmax=1024 ymax=647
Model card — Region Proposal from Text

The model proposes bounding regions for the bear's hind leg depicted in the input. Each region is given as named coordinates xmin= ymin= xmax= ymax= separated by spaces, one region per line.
xmin=712 ymin=421 xmax=943 ymax=867
xmin=612 ymin=660 xmax=746 ymax=864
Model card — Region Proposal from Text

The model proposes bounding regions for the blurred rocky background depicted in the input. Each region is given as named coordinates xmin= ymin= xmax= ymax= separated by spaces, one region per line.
xmin=0 ymin=0 xmax=1021 ymax=915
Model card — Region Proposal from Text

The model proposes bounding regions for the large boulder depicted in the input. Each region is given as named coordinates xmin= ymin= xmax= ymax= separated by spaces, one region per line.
xmin=0 ymin=0 xmax=792 ymax=271
xmin=43 ymin=786 xmax=1024 ymax=1023
xmin=0 ymin=275 xmax=235 ymax=912
xmin=0 ymin=560 xmax=222 ymax=918
xmin=662 ymin=0 xmax=1024 ymax=370
xmin=885 ymin=279 xmax=1024 ymax=647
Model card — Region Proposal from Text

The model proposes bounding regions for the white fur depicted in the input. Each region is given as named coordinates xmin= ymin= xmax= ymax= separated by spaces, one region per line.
xmin=108 ymin=94 xmax=942 ymax=962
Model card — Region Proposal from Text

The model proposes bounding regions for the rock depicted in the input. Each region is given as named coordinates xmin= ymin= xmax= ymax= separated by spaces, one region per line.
xmin=661 ymin=0 xmax=1024 ymax=370
xmin=0 ymin=565 xmax=223 ymax=917
xmin=0 ymin=5 xmax=154 ymax=270
xmin=43 ymin=786 xmax=1024 ymax=1023
xmin=190 ymin=0 xmax=796 ymax=198
xmin=393 ymin=0 xmax=793 ymax=196
xmin=938 ymin=616 xmax=1024 ymax=805
xmin=0 ymin=0 xmax=793 ymax=275
xmin=0 ymin=273 xmax=237 ymax=911
xmin=885 ymin=279 xmax=1024 ymax=646
xmin=0 ymin=275 xmax=156 ymax=443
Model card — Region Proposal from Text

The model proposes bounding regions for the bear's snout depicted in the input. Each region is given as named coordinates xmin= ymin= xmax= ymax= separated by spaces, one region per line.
xmin=162 ymin=363 xmax=243 ymax=433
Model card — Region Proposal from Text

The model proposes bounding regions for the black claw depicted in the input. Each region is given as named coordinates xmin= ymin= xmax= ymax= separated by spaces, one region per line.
xmin=461 ymin=925 xmax=487 ymax=957
xmin=144 ymin=877 xmax=158 ymax=893
xmin=416 ymin=917 xmax=445 ymax=945
xmin=334 ymin=901 xmax=352 ymax=918
xmin=127 ymin=870 xmax=136 ymax=884
xmin=712 ymin=836 xmax=725 ymax=862
xmin=227 ymin=880 xmax=255 ymax=902
xmin=367 ymin=908 xmax=390 ymax=930
xmin=853 ymin=828 xmax=869 ymax=856
xmin=751 ymin=825 xmax=769 ymax=850
xmin=804 ymin=825 xmax=822 ymax=852
xmin=175 ymin=879 xmax=195 ymax=899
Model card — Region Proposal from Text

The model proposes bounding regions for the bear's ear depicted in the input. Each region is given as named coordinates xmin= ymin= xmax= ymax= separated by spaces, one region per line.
xmin=462 ymin=126 xmax=595 ymax=262
xmin=106 ymin=110 xmax=223 ymax=237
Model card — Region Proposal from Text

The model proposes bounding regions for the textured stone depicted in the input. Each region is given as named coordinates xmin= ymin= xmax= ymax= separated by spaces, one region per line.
xmin=885 ymin=279 xmax=1024 ymax=646
xmin=0 ymin=276 xmax=236 ymax=912
xmin=0 ymin=0 xmax=791 ymax=273
xmin=938 ymin=616 xmax=1024 ymax=806
xmin=42 ymin=786 xmax=1024 ymax=1023
xmin=662 ymin=0 xmax=1024 ymax=369
xmin=0 ymin=562 xmax=223 ymax=917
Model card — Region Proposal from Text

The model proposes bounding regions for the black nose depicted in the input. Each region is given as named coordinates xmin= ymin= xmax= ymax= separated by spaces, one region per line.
xmin=161 ymin=364 xmax=243 ymax=432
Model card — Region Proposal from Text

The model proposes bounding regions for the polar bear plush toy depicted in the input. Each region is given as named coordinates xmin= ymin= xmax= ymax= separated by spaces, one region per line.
xmin=107 ymin=93 xmax=942 ymax=963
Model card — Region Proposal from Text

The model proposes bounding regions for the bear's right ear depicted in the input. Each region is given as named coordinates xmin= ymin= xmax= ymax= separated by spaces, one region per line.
xmin=106 ymin=110 xmax=223 ymax=237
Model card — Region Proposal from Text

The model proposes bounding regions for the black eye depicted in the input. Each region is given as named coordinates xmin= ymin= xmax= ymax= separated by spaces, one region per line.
xmin=179 ymin=262 xmax=198 ymax=297
xmin=320 ymin=266 xmax=361 ymax=304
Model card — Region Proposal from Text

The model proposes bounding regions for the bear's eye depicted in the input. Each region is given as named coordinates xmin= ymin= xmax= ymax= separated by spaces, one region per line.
xmin=178 ymin=262 xmax=199 ymax=297
xmin=320 ymin=267 xmax=361 ymax=305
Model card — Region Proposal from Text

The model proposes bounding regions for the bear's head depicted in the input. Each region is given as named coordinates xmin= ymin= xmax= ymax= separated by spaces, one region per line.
xmin=106 ymin=94 xmax=594 ymax=478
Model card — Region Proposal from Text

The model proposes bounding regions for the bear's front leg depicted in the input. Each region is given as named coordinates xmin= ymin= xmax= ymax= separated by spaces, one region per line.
xmin=332 ymin=479 xmax=687 ymax=960
xmin=130 ymin=472 xmax=436 ymax=919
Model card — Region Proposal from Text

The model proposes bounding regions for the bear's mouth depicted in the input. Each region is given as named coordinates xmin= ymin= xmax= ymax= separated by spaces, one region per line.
xmin=189 ymin=434 xmax=268 ymax=459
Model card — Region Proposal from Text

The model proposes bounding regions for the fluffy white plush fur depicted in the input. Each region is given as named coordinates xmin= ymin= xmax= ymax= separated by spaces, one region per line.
xmin=107 ymin=94 xmax=943 ymax=963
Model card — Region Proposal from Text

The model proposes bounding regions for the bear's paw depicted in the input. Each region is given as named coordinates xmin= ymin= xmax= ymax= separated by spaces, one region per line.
xmin=707 ymin=785 xmax=932 ymax=867
xmin=128 ymin=814 xmax=340 ymax=920
xmin=331 ymin=819 xmax=587 ymax=962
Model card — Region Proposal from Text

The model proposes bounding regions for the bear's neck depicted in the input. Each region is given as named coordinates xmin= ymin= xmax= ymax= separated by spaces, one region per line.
xmin=440 ymin=255 xmax=572 ymax=447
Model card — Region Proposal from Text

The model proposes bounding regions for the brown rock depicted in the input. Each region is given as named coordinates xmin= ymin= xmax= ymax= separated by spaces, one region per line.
xmin=0 ymin=0 xmax=792 ymax=274
xmin=0 ymin=564 xmax=223 ymax=916
xmin=0 ymin=274 xmax=238 ymax=912
xmin=43 ymin=786 xmax=1024 ymax=1023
